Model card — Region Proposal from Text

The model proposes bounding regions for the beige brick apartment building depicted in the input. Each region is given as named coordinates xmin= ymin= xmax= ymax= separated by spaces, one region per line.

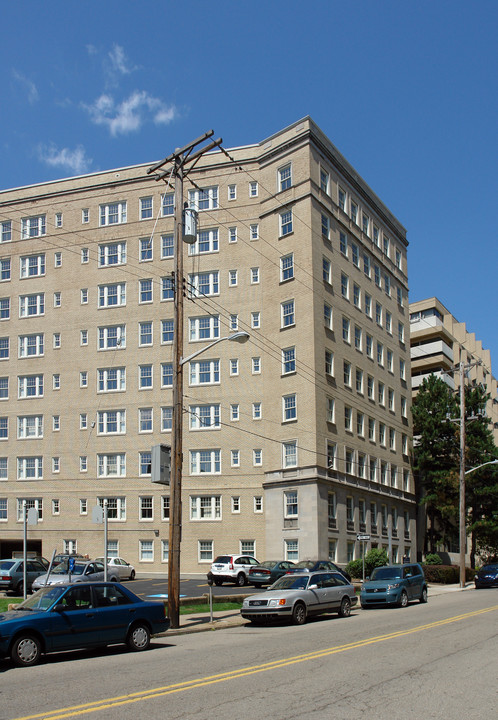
xmin=0 ymin=118 xmax=415 ymax=573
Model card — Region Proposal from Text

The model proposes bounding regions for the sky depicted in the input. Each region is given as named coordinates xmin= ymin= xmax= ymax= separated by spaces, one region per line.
xmin=1 ymin=0 xmax=496 ymax=369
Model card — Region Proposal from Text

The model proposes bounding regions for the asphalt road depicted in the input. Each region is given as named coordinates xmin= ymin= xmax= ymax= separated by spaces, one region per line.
xmin=126 ymin=574 xmax=256 ymax=600
xmin=2 ymin=589 xmax=497 ymax=719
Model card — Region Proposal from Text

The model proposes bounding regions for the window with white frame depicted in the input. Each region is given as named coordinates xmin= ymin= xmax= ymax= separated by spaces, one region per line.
xmin=161 ymin=193 xmax=174 ymax=216
xmin=161 ymin=407 xmax=173 ymax=432
xmin=368 ymin=417 xmax=375 ymax=441
xmin=228 ymin=269 xmax=238 ymax=287
xmin=139 ymin=451 xmax=151 ymax=476
xmin=139 ymin=279 xmax=152 ymax=304
xmin=231 ymin=450 xmax=240 ymax=467
xmin=139 ymin=237 xmax=153 ymax=262
xmin=18 ymin=333 xmax=44 ymax=358
xmin=354 ymin=325 xmax=362 ymax=351
xmin=282 ymin=346 xmax=296 ymax=374
xmin=80 ymin=413 xmax=87 ymax=430
xmin=79 ymin=371 xmax=87 ymax=388
xmin=283 ymin=394 xmax=297 ymax=421
xmin=17 ymin=415 xmax=43 ymax=439
xmin=98 ymin=410 xmax=126 ymax=435
xmin=327 ymin=441 xmax=337 ymax=469
xmin=80 ymin=498 xmax=87 ymax=514
xmin=53 ymin=333 xmax=61 ymax=349
xmin=17 ymin=456 xmax=43 ymax=479
xmin=231 ymin=496 xmax=240 ymax=513
xmin=0 ymin=298 xmax=9 ymax=320
xmin=140 ymin=196 xmax=153 ymax=220
xmin=253 ymin=449 xmax=262 ymax=466
xmin=228 ymin=227 xmax=237 ymax=243
xmin=281 ymin=299 xmax=295 ymax=327
xmin=320 ymin=168 xmax=329 ymax=193
xmin=53 ymin=251 xmax=62 ymax=267
xmin=0 ymin=337 xmax=7 ymax=360
xmin=52 ymin=457 xmax=60 ymax=474
xmin=280 ymin=254 xmax=294 ymax=282
xmin=16 ymin=498 xmax=43 ymax=520
xmin=351 ymin=243 xmax=359 ymax=268
xmin=139 ymin=321 xmax=153 ymax=347
xmin=53 ymin=291 xmax=61 ymax=308
xmin=81 ymin=247 xmax=89 ymax=262
xmin=366 ymin=334 xmax=373 ymax=358
xmin=21 ymin=215 xmax=46 ymax=238
xmin=189 ymin=404 xmax=220 ymax=430
xmin=98 ymin=497 xmax=126 ymax=521
xmin=341 ymin=273 xmax=349 ymax=299
xmin=189 ymin=228 xmax=219 ymax=256
xmin=161 ymin=234 xmax=173 ymax=258
xmin=356 ymin=368 xmax=364 ymax=394
xmin=230 ymin=404 xmax=239 ymax=421
xmin=284 ymin=490 xmax=298 ymax=518
xmin=353 ymin=284 xmax=361 ymax=309
xmin=254 ymin=496 xmax=263 ymax=513
xmin=98 ymin=367 xmax=126 ymax=393
xmin=283 ymin=440 xmax=297 ymax=468
xmin=344 ymin=406 xmax=353 ymax=432
xmin=162 ymin=496 xmax=170 ymax=520
xmin=325 ymin=349 xmax=334 ymax=376
xmin=252 ymin=402 xmax=262 ymax=420
xmin=99 ymin=242 xmax=126 ymax=267
xmin=280 ymin=210 xmax=293 ymax=236
xmin=343 ymin=361 xmax=352 ymax=387
xmin=189 ymin=315 xmax=219 ymax=342
xmin=321 ymin=213 xmax=330 ymax=239
xmin=229 ymin=314 xmax=238 ymax=331
xmin=338 ymin=187 xmax=346 ymax=210
xmin=190 ymin=495 xmax=221 ymax=519
xmin=20 ymin=254 xmax=45 ymax=278
xmin=19 ymin=293 xmax=44 ymax=318
xmin=250 ymin=224 xmax=259 ymax=240
xmin=198 ymin=540 xmax=214 ymax=562
xmin=188 ymin=271 xmax=219 ymax=297
xmin=0 ymin=258 xmax=10 ymax=281
xmin=161 ymin=319 xmax=174 ymax=344
xmin=357 ymin=412 xmax=365 ymax=437
xmin=139 ymin=540 xmax=154 ymax=561
xmin=249 ymin=181 xmax=258 ymax=197
xmin=228 ymin=184 xmax=236 ymax=200
xmin=98 ymin=325 xmax=125 ymax=350
xmin=365 ymin=293 xmax=372 ymax=318
xmin=324 ymin=303 xmax=333 ymax=329
xmin=251 ymin=356 xmax=261 ymax=374
xmin=0 ymin=377 xmax=8 ymax=400
xmin=99 ymin=202 xmax=127 ymax=226
xmin=52 ymin=415 xmax=59 ymax=431
xmin=140 ymin=496 xmax=153 ymax=521
xmin=285 ymin=539 xmax=298 ymax=561
xmin=230 ymin=358 xmax=239 ymax=376
xmin=326 ymin=397 xmax=335 ymax=424
xmin=188 ymin=186 xmax=219 ymax=211
xmin=278 ymin=164 xmax=292 ymax=191
xmin=251 ymin=311 xmax=260 ymax=329
xmin=189 ymin=359 xmax=220 ymax=385
xmin=0 ymin=498 xmax=7 ymax=519
xmin=18 ymin=374 xmax=43 ymax=399
xmin=190 ymin=450 xmax=221 ymax=475
xmin=139 ymin=364 xmax=153 ymax=389
xmin=323 ymin=257 xmax=332 ymax=284
xmin=350 ymin=201 xmax=358 ymax=224
xmin=98 ymin=283 xmax=126 ymax=308
xmin=1 ymin=221 xmax=12 ymax=243
xmin=97 ymin=454 xmax=126 ymax=478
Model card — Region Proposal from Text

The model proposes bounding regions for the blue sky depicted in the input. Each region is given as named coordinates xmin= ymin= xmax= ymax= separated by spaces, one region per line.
xmin=1 ymin=0 xmax=497 ymax=370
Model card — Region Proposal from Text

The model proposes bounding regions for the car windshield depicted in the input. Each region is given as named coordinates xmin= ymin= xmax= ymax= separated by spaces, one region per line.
xmin=258 ymin=561 xmax=277 ymax=569
xmin=15 ymin=585 xmax=67 ymax=612
xmin=213 ymin=556 xmax=232 ymax=563
xmin=270 ymin=575 xmax=309 ymax=591
xmin=482 ymin=564 xmax=498 ymax=572
xmin=52 ymin=562 xmax=86 ymax=576
xmin=370 ymin=567 xmax=402 ymax=581
xmin=0 ymin=560 xmax=16 ymax=570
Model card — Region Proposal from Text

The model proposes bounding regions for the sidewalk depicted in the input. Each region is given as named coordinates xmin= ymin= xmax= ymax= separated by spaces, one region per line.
xmin=165 ymin=582 xmax=475 ymax=636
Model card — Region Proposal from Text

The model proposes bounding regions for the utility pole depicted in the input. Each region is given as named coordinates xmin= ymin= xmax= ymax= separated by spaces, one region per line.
xmin=458 ymin=361 xmax=466 ymax=589
xmin=148 ymin=132 xmax=222 ymax=629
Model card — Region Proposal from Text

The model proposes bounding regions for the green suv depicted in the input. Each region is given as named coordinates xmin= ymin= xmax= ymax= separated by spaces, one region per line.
xmin=360 ymin=563 xmax=427 ymax=608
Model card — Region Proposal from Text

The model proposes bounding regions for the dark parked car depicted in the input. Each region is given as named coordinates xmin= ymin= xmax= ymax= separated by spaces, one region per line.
xmin=52 ymin=553 xmax=85 ymax=567
xmin=241 ymin=571 xmax=357 ymax=625
xmin=474 ymin=563 xmax=498 ymax=588
xmin=360 ymin=563 xmax=427 ymax=608
xmin=249 ymin=561 xmax=295 ymax=587
xmin=0 ymin=582 xmax=169 ymax=667
xmin=285 ymin=560 xmax=351 ymax=582
xmin=0 ymin=559 xmax=48 ymax=594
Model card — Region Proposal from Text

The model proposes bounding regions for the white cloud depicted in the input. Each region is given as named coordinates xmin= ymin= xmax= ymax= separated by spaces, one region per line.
xmin=83 ymin=90 xmax=177 ymax=136
xmin=12 ymin=70 xmax=39 ymax=104
xmin=108 ymin=44 xmax=133 ymax=75
xmin=37 ymin=144 xmax=92 ymax=175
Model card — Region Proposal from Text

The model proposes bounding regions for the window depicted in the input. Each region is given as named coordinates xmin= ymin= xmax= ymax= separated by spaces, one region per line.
xmin=97 ymin=454 xmax=126 ymax=478
xmin=99 ymin=202 xmax=127 ymax=226
xmin=379 ymin=423 xmax=386 ymax=446
xmin=340 ymin=232 xmax=348 ymax=256
xmin=0 ymin=258 xmax=10 ymax=281
xmin=383 ymin=235 xmax=390 ymax=257
xmin=52 ymin=415 xmax=59 ymax=431
xmin=253 ymin=449 xmax=262 ymax=466
xmin=189 ymin=404 xmax=220 ymax=430
xmin=324 ymin=303 xmax=332 ymax=329
xmin=161 ymin=319 xmax=174 ymax=344
xmin=21 ymin=215 xmax=46 ymax=238
xmin=98 ymin=497 xmax=126 ymax=521
xmin=139 ymin=364 xmax=153 ymax=389
xmin=357 ymin=412 xmax=364 ymax=437
xmin=280 ymin=253 xmax=294 ymax=282
xmin=284 ymin=490 xmax=298 ymax=517
xmin=53 ymin=291 xmax=61 ymax=308
xmin=285 ymin=539 xmax=298 ymax=561
xmin=161 ymin=276 xmax=174 ymax=301
xmin=230 ymin=404 xmax=239 ymax=421
xmin=162 ymin=496 xmax=170 ymax=520
xmin=401 ymin=396 xmax=407 ymax=418
xmin=189 ymin=228 xmax=219 ymax=256
xmin=377 ymin=342 xmax=384 ymax=366
xmin=189 ymin=315 xmax=219 ymax=342
xmin=278 ymin=164 xmax=292 ymax=191
xmin=0 ymin=416 xmax=7 ymax=439
xmin=161 ymin=193 xmax=174 ymax=216
xmin=384 ymin=274 xmax=391 ymax=297
xmin=228 ymin=227 xmax=237 ymax=243
xmin=365 ymin=293 xmax=372 ymax=318
xmin=251 ymin=311 xmax=260 ymax=329
xmin=283 ymin=441 xmax=297 ymax=467
xmin=367 ymin=376 xmax=374 ymax=400
xmin=53 ymin=333 xmax=61 ymax=349
xmin=356 ymin=368 xmax=364 ymax=394
xmin=252 ymin=402 xmax=262 ymax=420
xmin=254 ymin=496 xmax=263 ymax=513
xmin=389 ymin=428 xmax=396 ymax=450
xmin=81 ymin=207 xmax=90 ymax=224
xmin=139 ymin=279 xmax=152 ymax=304
xmin=99 ymin=242 xmax=126 ymax=267
xmin=161 ymin=407 xmax=173 ymax=432
xmin=0 ymin=460 xmax=6 ymax=479
xmin=366 ymin=334 xmax=373 ymax=359
xmin=321 ymin=213 xmax=330 ymax=239
xmin=16 ymin=497 xmax=43 ymax=521
xmin=250 ymin=224 xmax=259 ymax=241
xmin=190 ymin=495 xmax=221 ymax=519
xmin=338 ymin=188 xmax=346 ymax=211
xmin=368 ymin=417 xmax=376 ymax=441
xmin=17 ymin=456 xmax=43 ymax=480
xmin=139 ymin=321 xmax=153 ymax=346
xmin=364 ymin=254 xmax=371 ymax=278
xmin=98 ymin=410 xmax=126 ymax=435
xmin=231 ymin=496 xmax=240 ymax=513
xmin=188 ymin=186 xmax=219 ymax=211
xmin=52 ymin=457 xmax=60 ymax=474
xmin=231 ymin=450 xmax=240 ymax=467
xmin=327 ymin=397 xmax=335 ymax=424
xmin=350 ymin=201 xmax=358 ymax=224
xmin=327 ymin=441 xmax=337 ymax=469
xmin=385 ymin=311 xmax=392 ymax=335
xmin=139 ymin=540 xmax=154 ymax=562
xmin=228 ymin=270 xmax=238 ymax=287
xmin=18 ymin=375 xmax=43 ymax=399
xmin=190 ymin=450 xmax=221 ymax=475
xmin=351 ymin=243 xmax=359 ymax=267
xmin=161 ymin=234 xmax=174 ymax=259
xmin=320 ymin=168 xmax=329 ymax=193
xmin=378 ymin=381 xmax=385 ymax=405
xmin=189 ymin=359 xmax=220 ymax=385
xmin=325 ymin=350 xmax=334 ymax=376
xmin=343 ymin=361 xmax=352 ymax=386
xmin=249 ymin=181 xmax=258 ymax=197
xmin=252 ymin=356 xmax=261 ymax=374
xmin=341 ymin=273 xmax=349 ymax=299
xmin=353 ymin=284 xmax=361 ymax=308
xmin=283 ymin=394 xmax=297 ymax=421
xmin=0 ymin=377 xmax=8 ymax=399
xmin=229 ymin=314 xmax=238 ymax=331
xmin=282 ymin=346 xmax=296 ymax=374
xmin=80 ymin=288 xmax=88 ymax=304
xmin=323 ymin=257 xmax=332 ymax=284
xmin=98 ymin=325 xmax=125 ymax=350
xmin=140 ymin=197 xmax=153 ymax=220
xmin=342 ymin=317 xmax=350 ymax=343
xmin=79 ymin=371 xmax=87 ymax=388
xmin=80 ymin=413 xmax=87 ymax=430
xmin=280 ymin=210 xmax=293 ymax=236
xmin=98 ymin=283 xmax=126 ymax=308
xmin=375 ymin=302 xmax=382 ymax=326
xmin=189 ymin=271 xmax=219 ymax=297
xmin=0 ymin=497 xmax=7 ymax=518
xmin=370 ymin=458 xmax=377 ymax=482
xmin=20 ymin=254 xmax=45 ymax=278
xmin=398 ymin=322 xmax=405 ymax=344
xmin=19 ymin=333 xmax=44 ymax=358
xmin=397 ymin=286 xmax=404 ymax=307
xmin=198 ymin=541 xmax=213 ymax=562
xmin=19 ymin=293 xmax=44 ymax=317
xmin=139 ymin=237 xmax=153 ymax=262
xmin=344 ymin=406 xmax=352 ymax=431
xmin=0 ymin=337 xmax=8 ymax=359
xmin=362 ymin=213 xmax=369 ymax=235
xmin=52 ymin=374 xmax=60 ymax=391
xmin=1 ymin=221 xmax=12 ymax=243
xmin=374 ymin=265 xmax=381 ymax=287
xmin=98 ymin=367 xmax=126 ymax=393
xmin=281 ymin=300 xmax=295 ymax=327
xmin=354 ymin=325 xmax=362 ymax=351
xmin=387 ymin=349 xmax=394 ymax=373
xmin=228 ymin=184 xmax=236 ymax=200
xmin=140 ymin=497 xmax=153 ymax=521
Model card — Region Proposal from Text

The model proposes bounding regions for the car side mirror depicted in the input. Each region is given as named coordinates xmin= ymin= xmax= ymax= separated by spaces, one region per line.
xmin=309 ymin=584 xmax=318 ymax=590
xmin=365 ymin=576 xmax=370 ymax=581
xmin=53 ymin=604 xmax=65 ymax=612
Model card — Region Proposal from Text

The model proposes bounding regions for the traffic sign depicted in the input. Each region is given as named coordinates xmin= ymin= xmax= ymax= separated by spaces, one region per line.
xmin=357 ymin=533 xmax=370 ymax=541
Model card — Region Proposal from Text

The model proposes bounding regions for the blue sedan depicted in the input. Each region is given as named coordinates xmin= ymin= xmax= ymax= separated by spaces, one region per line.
xmin=0 ymin=582 xmax=169 ymax=667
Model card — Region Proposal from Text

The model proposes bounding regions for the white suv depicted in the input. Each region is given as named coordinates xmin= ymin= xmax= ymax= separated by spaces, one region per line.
xmin=207 ymin=554 xmax=259 ymax=586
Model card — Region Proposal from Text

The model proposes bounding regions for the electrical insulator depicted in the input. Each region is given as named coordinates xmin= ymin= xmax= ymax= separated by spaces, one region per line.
xmin=183 ymin=208 xmax=198 ymax=244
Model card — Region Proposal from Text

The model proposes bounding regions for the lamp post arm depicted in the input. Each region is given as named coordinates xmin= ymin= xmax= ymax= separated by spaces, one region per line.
xmin=464 ymin=459 xmax=498 ymax=475
xmin=180 ymin=331 xmax=250 ymax=366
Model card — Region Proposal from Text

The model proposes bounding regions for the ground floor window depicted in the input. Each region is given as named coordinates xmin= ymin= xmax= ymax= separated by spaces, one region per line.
xmin=161 ymin=539 xmax=169 ymax=562
xmin=139 ymin=540 xmax=154 ymax=562
xmin=328 ymin=538 xmax=337 ymax=561
xmin=198 ymin=540 xmax=213 ymax=562
xmin=285 ymin=539 xmax=298 ymax=561
xmin=240 ymin=540 xmax=255 ymax=556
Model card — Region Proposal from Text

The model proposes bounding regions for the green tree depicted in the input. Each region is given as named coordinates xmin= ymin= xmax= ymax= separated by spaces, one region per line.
xmin=412 ymin=375 xmax=459 ymax=553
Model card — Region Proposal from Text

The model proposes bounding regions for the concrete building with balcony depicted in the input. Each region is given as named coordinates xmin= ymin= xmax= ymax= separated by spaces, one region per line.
xmin=409 ymin=297 xmax=498 ymax=444
xmin=0 ymin=117 xmax=414 ymax=573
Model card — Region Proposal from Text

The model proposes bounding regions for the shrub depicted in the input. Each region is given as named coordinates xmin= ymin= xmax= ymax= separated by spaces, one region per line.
xmin=422 ymin=565 xmax=476 ymax=583
xmin=346 ymin=548 xmax=389 ymax=579
xmin=424 ymin=553 xmax=443 ymax=565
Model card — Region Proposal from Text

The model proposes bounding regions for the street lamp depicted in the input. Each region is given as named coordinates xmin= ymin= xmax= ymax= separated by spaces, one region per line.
xmin=168 ymin=329 xmax=249 ymax=629
xmin=464 ymin=459 xmax=498 ymax=475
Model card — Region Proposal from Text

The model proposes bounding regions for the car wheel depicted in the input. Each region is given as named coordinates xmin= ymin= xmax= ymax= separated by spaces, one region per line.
xmin=419 ymin=586 xmax=428 ymax=603
xmin=129 ymin=570 xmax=136 ymax=580
xmin=11 ymin=634 xmax=42 ymax=667
xmin=252 ymin=583 xmax=263 ymax=588
xmin=292 ymin=602 xmax=307 ymax=625
xmin=399 ymin=590 xmax=408 ymax=608
xmin=127 ymin=623 xmax=151 ymax=651
xmin=109 ymin=575 xmax=119 ymax=582
xmin=339 ymin=596 xmax=351 ymax=618
xmin=360 ymin=602 xmax=368 ymax=609
xmin=214 ymin=578 xmax=223 ymax=586
xmin=236 ymin=573 xmax=246 ymax=587
xmin=16 ymin=580 xmax=24 ymax=596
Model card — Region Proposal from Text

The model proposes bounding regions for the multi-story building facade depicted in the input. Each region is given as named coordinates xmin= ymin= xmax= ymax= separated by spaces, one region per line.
xmin=0 ymin=117 xmax=414 ymax=572
xmin=410 ymin=297 xmax=498 ymax=444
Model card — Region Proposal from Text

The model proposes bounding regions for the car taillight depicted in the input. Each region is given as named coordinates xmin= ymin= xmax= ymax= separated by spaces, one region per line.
xmin=0 ymin=575 xmax=9 ymax=580
xmin=229 ymin=557 xmax=234 ymax=570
